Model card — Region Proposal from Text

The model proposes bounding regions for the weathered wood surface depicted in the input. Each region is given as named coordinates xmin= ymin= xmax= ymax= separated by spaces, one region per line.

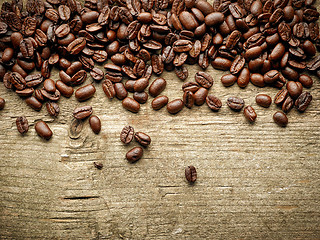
xmin=1 ymin=1 xmax=320 ymax=239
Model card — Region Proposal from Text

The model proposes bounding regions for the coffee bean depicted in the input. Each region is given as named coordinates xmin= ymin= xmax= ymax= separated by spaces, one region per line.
xmin=205 ymin=12 xmax=224 ymax=26
xmin=185 ymin=165 xmax=197 ymax=183
xmin=211 ymin=57 xmax=232 ymax=70
xmin=67 ymin=37 xmax=86 ymax=55
xmin=120 ymin=125 xmax=134 ymax=144
xmin=122 ymin=97 xmax=140 ymax=113
xmin=167 ymin=99 xmax=184 ymax=114
xmin=175 ymin=66 xmax=188 ymax=80
xmin=227 ymin=97 xmax=245 ymax=111
xmin=9 ymin=72 xmax=26 ymax=91
xmin=102 ymin=80 xmax=116 ymax=99
xmin=269 ymin=43 xmax=285 ymax=61
xmin=134 ymin=78 xmax=149 ymax=93
xmin=35 ymin=121 xmax=53 ymax=140
xmin=126 ymin=147 xmax=143 ymax=163
xmin=282 ymin=96 xmax=294 ymax=113
xmin=194 ymin=87 xmax=208 ymax=106
xmin=183 ymin=91 xmax=195 ymax=109
xmin=115 ymin=83 xmax=128 ymax=100
xmin=41 ymin=89 xmax=61 ymax=101
xmin=66 ymin=61 xmax=83 ymax=76
xmin=206 ymin=95 xmax=222 ymax=111
xmin=243 ymin=106 xmax=257 ymax=123
xmin=230 ymin=55 xmax=245 ymax=75
xmin=295 ymin=92 xmax=312 ymax=112
xmin=221 ymin=74 xmax=237 ymax=87
xmin=250 ymin=73 xmax=265 ymax=87
xmin=149 ymin=78 xmax=167 ymax=97
xmin=237 ymin=68 xmax=250 ymax=88
xmin=75 ymin=84 xmax=96 ymax=102
xmin=134 ymin=132 xmax=151 ymax=147
xmin=133 ymin=92 xmax=148 ymax=104
xmin=89 ymin=115 xmax=101 ymax=134
xmin=26 ymin=96 xmax=42 ymax=111
xmin=274 ymin=89 xmax=289 ymax=106
xmin=286 ymin=81 xmax=303 ymax=99
xmin=56 ymin=80 xmax=73 ymax=98
xmin=195 ymin=71 xmax=213 ymax=89
xmin=73 ymin=106 xmax=93 ymax=120
xmin=43 ymin=79 xmax=56 ymax=93
xmin=90 ymin=67 xmax=104 ymax=81
xmin=298 ymin=74 xmax=313 ymax=88
xmin=256 ymin=94 xmax=272 ymax=108
xmin=46 ymin=102 xmax=60 ymax=117
xmin=273 ymin=111 xmax=288 ymax=127
xmin=16 ymin=116 xmax=29 ymax=134
xmin=70 ymin=70 xmax=87 ymax=86
xmin=151 ymin=96 xmax=169 ymax=110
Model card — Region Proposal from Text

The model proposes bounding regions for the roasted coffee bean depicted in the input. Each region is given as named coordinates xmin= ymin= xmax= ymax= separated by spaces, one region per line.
xmin=73 ymin=106 xmax=93 ymax=120
xmin=221 ymin=74 xmax=237 ymax=87
xmin=179 ymin=11 xmax=199 ymax=30
xmin=35 ymin=121 xmax=53 ymax=140
xmin=295 ymin=92 xmax=312 ymax=112
xmin=66 ymin=61 xmax=82 ymax=76
xmin=299 ymin=74 xmax=313 ymax=88
xmin=185 ymin=165 xmax=197 ymax=183
xmin=2 ymin=48 xmax=14 ymax=63
xmin=149 ymin=78 xmax=167 ymax=97
xmin=205 ymin=12 xmax=224 ymax=26
xmin=152 ymin=96 xmax=169 ymax=110
xmin=16 ymin=116 xmax=29 ymax=134
xmin=67 ymin=37 xmax=86 ymax=55
xmin=126 ymin=147 xmax=143 ymax=163
xmin=194 ymin=87 xmax=208 ymax=106
xmin=206 ymin=95 xmax=222 ymax=111
xmin=43 ymin=79 xmax=56 ymax=93
xmin=90 ymin=67 xmax=104 ymax=81
xmin=173 ymin=40 xmax=193 ymax=52
xmin=237 ymin=68 xmax=250 ymax=88
xmin=183 ymin=91 xmax=195 ymax=109
xmin=243 ymin=106 xmax=257 ymax=123
xmin=20 ymin=39 xmax=34 ymax=58
xmin=227 ymin=97 xmax=245 ymax=111
xmin=79 ymin=55 xmax=94 ymax=70
xmin=250 ymin=73 xmax=265 ymax=87
xmin=16 ymin=88 xmax=34 ymax=97
xmin=104 ymin=63 xmax=123 ymax=82
xmin=274 ymin=89 xmax=289 ymax=105
xmin=211 ymin=57 xmax=232 ymax=70
xmin=134 ymin=78 xmax=149 ymax=93
xmin=41 ymin=88 xmax=60 ymax=101
xmin=175 ymin=66 xmax=188 ymax=80
xmin=70 ymin=70 xmax=87 ymax=86
xmin=286 ymin=81 xmax=303 ymax=99
xmin=244 ymin=46 xmax=262 ymax=60
xmin=133 ymin=92 xmax=148 ymax=104
xmin=134 ymin=132 xmax=151 ymax=147
xmin=273 ymin=111 xmax=288 ymax=127
xmin=167 ymin=99 xmax=184 ymax=114
xmin=263 ymin=70 xmax=279 ymax=84
xmin=58 ymin=5 xmax=71 ymax=21
xmin=120 ymin=125 xmax=134 ymax=144
xmin=102 ymin=80 xmax=116 ymax=99
xmin=46 ymin=102 xmax=60 ymax=117
xmin=89 ymin=115 xmax=101 ymax=134
xmin=114 ymin=83 xmax=128 ymax=100
xmin=9 ymin=72 xmax=26 ymax=91
xmin=75 ymin=84 xmax=96 ymax=102
xmin=182 ymin=82 xmax=200 ymax=93
xmin=230 ymin=56 xmax=245 ymax=75
xmin=41 ymin=60 xmax=50 ymax=79
xmin=34 ymin=89 xmax=45 ymax=102
xmin=195 ymin=72 xmax=213 ymax=89
xmin=122 ymin=97 xmax=140 ymax=113
xmin=56 ymin=80 xmax=73 ymax=98
xmin=282 ymin=96 xmax=294 ymax=113
xmin=0 ymin=98 xmax=5 ymax=110
xmin=269 ymin=43 xmax=285 ymax=61
xmin=256 ymin=94 xmax=272 ymax=108
xmin=151 ymin=55 xmax=164 ymax=75
xmin=26 ymin=96 xmax=42 ymax=111
xmin=55 ymin=24 xmax=70 ymax=38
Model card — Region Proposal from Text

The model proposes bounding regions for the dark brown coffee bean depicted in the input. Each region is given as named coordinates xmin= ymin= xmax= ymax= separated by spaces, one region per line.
xmin=15 ymin=116 xmax=29 ymax=136
xmin=67 ymin=37 xmax=86 ymax=55
xmin=282 ymin=96 xmax=294 ymax=113
xmin=133 ymin=92 xmax=148 ymax=104
xmin=206 ymin=95 xmax=222 ymax=111
xmin=286 ymin=81 xmax=302 ymax=99
xmin=34 ymin=89 xmax=45 ymax=102
xmin=46 ymin=102 xmax=60 ymax=117
xmin=263 ymin=70 xmax=279 ymax=85
xmin=211 ymin=57 xmax=232 ymax=70
xmin=70 ymin=70 xmax=87 ymax=86
xmin=179 ymin=11 xmax=199 ymax=30
xmin=2 ymin=48 xmax=14 ymax=63
xmin=274 ymin=89 xmax=289 ymax=106
xmin=298 ymin=74 xmax=313 ymax=88
xmin=89 ymin=115 xmax=101 ymax=134
xmin=250 ymin=73 xmax=265 ymax=87
xmin=133 ymin=78 xmax=149 ymax=93
xmin=295 ymin=92 xmax=312 ymax=112
xmin=152 ymin=96 xmax=169 ymax=110
xmin=75 ymin=84 xmax=96 ymax=102
xmin=120 ymin=125 xmax=134 ymax=144
xmin=26 ymin=96 xmax=42 ymax=111
xmin=205 ymin=12 xmax=224 ymax=26
xmin=9 ymin=72 xmax=26 ymax=91
xmin=149 ymin=78 xmax=167 ymax=97
xmin=73 ymin=105 xmax=93 ymax=120
xmin=195 ymin=71 xmax=213 ymax=89
xmin=20 ymin=39 xmax=34 ymax=58
xmin=221 ymin=74 xmax=237 ymax=87
xmin=113 ymin=83 xmax=127 ymax=100
xmin=43 ymin=79 xmax=56 ymax=93
xmin=256 ymin=94 xmax=272 ymax=108
xmin=269 ymin=43 xmax=285 ymax=61
xmin=185 ymin=165 xmax=197 ymax=183
xmin=173 ymin=40 xmax=193 ymax=52
xmin=243 ymin=106 xmax=257 ymax=123
xmin=151 ymin=55 xmax=164 ymax=75
xmin=237 ymin=68 xmax=250 ymax=88
xmin=58 ymin=5 xmax=71 ymax=21
xmin=122 ymin=97 xmax=140 ymax=113
xmin=273 ymin=111 xmax=288 ymax=127
xmin=183 ymin=91 xmax=195 ymax=109
xmin=126 ymin=147 xmax=143 ymax=163
xmin=227 ymin=97 xmax=245 ymax=111
xmin=15 ymin=88 xmax=34 ymax=97
xmin=182 ymin=82 xmax=200 ymax=93
xmin=230 ymin=56 xmax=245 ymax=75
xmin=167 ymin=99 xmax=184 ymax=114
xmin=102 ymin=80 xmax=116 ymax=99
xmin=89 ymin=67 xmax=104 ymax=81
xmin=175 ymin=66 xmax=189 ymax=80
xmin=193 ymin=87 xmax=208 ymax=106
xmin=41 ymin=88 xmax=60 ymax=101
xmin=134 ymin=132 xmax=151 ymax=147
xmin=56 ymin=80 xmax=73 ymax=98
xmin=35 ymin=121 xmax=52 ymax=140
xmin=66 ymin=61 xmax=82 ymax=76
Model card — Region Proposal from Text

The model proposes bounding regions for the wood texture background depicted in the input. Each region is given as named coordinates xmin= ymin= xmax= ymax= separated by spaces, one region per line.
xmin=0 ymin=0 xmax=320 ymax=239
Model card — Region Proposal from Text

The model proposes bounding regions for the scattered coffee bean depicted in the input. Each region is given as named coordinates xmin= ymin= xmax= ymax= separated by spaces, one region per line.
xmin=16 ymin=116 xmax=29 ymax=134
xmin=227 ymin=97 xmax=245 ymax=111
xmin=134 ymin=132 xmax=151 ymax=147
xmin=46 ymin=102 xmax=60 ymax=117
xmin=126 ymin=147 xmax=143 ymax=163
xmin=151 ymin=96 xmax=169 ymax=110
xmin=167 ymin=99 xmax=184 ymax=114
xmin=122 ymin=97 xmax=140 ymax=113
xmin=243 ymin=106 xmax=257 ymax=123
xmin=273 ymin=111 xmax=288 ymax=127
xmin=295 ymin=92 xmax=312 ymax=112
xmin=206 ymin=95 xmax=222 ymax=111
xmin=35 ymin=121 xmax=53 ymax=140
xmin=73 ymin=106 xmax=93 ymax=120
xmin=120 ymin=126 xmax=134 ymax=144
xmin=256 ymin=94 xmax=272 ymax=108
xmin=89 ymin=115 xmax=101 ymax=134
xmin=185 ymin=166 xmax=197 ymax=183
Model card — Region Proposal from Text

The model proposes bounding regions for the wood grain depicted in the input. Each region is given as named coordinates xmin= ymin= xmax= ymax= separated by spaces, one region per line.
xmin=1 ymin=0 xmax=320 ymax=239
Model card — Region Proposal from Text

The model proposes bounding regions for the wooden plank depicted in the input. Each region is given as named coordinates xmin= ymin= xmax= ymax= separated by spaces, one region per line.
xmin=1 ymin=0 xmax=320 ymax=239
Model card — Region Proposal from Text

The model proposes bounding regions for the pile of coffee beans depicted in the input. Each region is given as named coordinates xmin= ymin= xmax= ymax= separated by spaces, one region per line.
xmin=120 ymin=125 xmax=151 ymax=162
xmin=0 ymin=0 xmax=319 ymax=141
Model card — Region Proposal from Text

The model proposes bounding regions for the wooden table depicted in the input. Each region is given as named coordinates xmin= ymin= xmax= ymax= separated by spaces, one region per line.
xmin=1 ymin=1 xmax=319 ymax=239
